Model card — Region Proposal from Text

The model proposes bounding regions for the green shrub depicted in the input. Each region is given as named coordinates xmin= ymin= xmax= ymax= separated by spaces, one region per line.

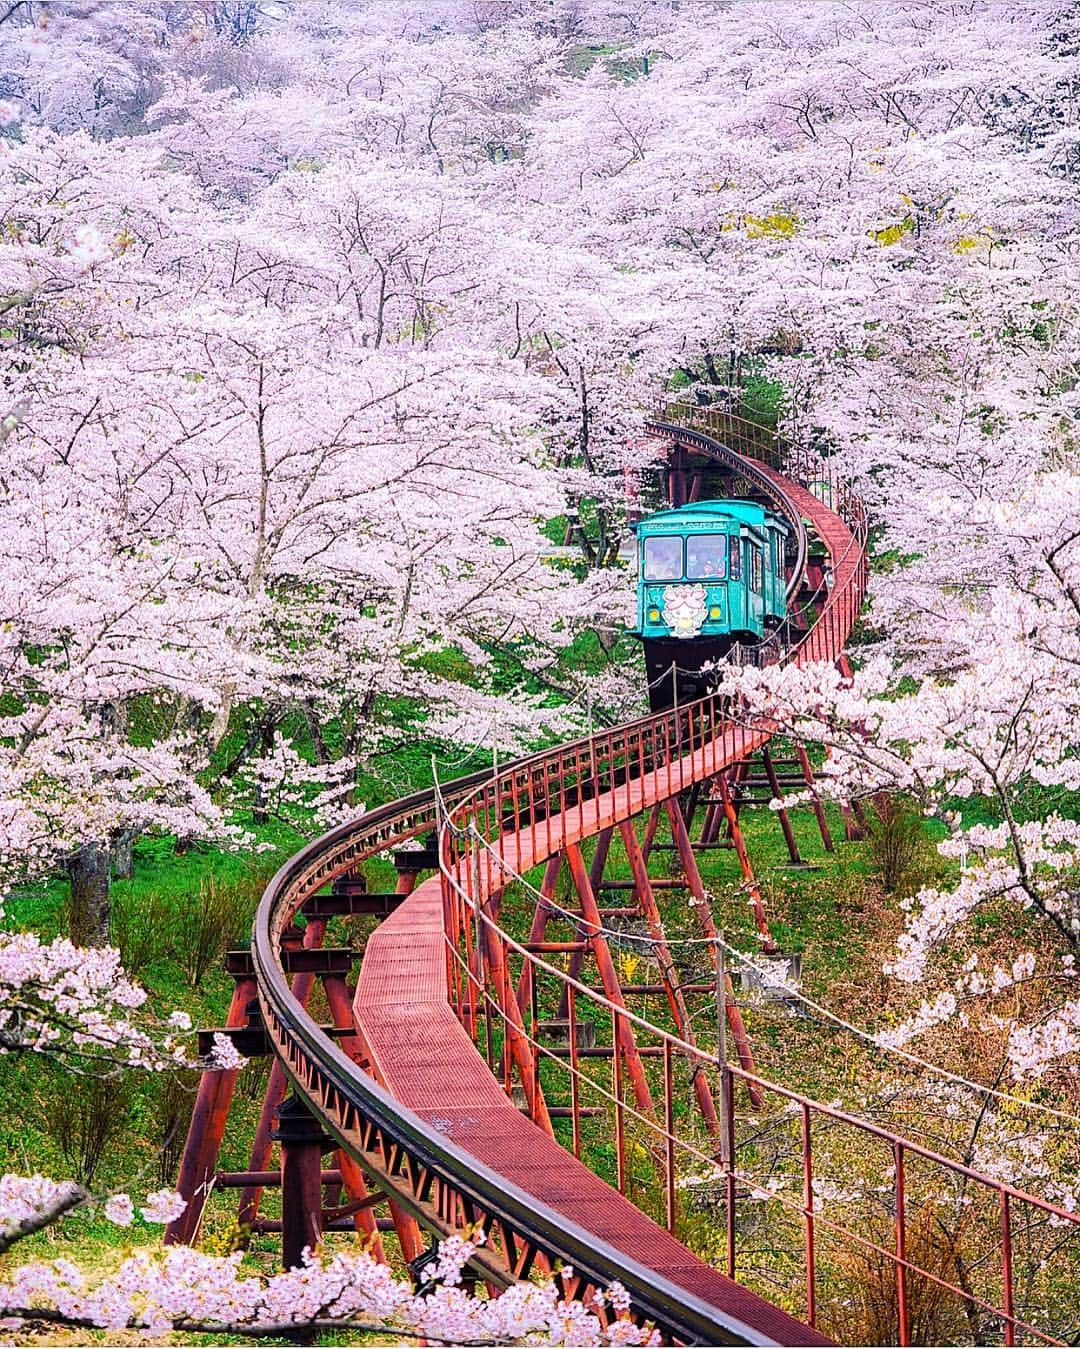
xmin=44 ymin=1070 xmax=133 ymax=1187
xmin=111 ymin=886 xmax=176 ymax=975
xmin=177 ymin=874 xmax=258 ymax=989
xmin=866 ymin=794 xmax=933 ymax=895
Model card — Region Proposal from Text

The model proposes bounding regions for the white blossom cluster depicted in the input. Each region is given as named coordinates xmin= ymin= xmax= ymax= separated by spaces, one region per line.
xmin=0 ymin=1217 xmax=657 ymax=1345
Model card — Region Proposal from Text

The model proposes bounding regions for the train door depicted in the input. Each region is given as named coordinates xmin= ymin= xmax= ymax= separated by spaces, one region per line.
xmin=747 ymin=537 xmax=765 ymax=633
xmin=767 ymin=526 xmax=785 ymax=620
xmin=728 ymin=533 xmax=746 ymax=632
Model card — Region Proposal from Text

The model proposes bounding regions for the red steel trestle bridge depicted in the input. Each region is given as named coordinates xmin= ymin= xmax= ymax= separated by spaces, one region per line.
xmin=168 ymin=406 xmax=1080 ymax=1346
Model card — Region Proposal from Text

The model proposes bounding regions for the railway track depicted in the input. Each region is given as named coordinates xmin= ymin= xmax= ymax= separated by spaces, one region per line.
xmin=173 ymin=406 xmax=1079 ymax=1346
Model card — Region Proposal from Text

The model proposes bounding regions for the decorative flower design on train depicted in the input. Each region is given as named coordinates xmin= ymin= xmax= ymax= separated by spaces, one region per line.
xmin=661 ymin=583 xmax=708 ymax=638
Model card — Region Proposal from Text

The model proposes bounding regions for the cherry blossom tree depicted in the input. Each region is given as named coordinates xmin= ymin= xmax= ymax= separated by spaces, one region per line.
xmin=637 ymin=1 xmax=1080 ymax=1085
xmin=0 ymin=15 xmax=604 ymax=939
xmin=0 ymin=1177 xmax=653 ymax=1344
xmin=2 ymin=1 xmax=1079 ymax=1336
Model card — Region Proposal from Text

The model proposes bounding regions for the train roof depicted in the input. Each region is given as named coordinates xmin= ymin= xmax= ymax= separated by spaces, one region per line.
xmin=634 ymin=499 xmax=789 ymax=534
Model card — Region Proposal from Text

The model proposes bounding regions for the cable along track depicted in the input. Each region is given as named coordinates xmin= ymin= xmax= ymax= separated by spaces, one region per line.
xmin=248 ymin=409 xmax=864 ymax=1344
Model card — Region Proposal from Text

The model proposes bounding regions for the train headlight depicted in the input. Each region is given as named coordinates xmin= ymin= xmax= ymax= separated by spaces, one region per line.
xmin=709 ymin=605 xmax=722 ymax=619
xmin=648 ymin=606 xmax=661 ymax=622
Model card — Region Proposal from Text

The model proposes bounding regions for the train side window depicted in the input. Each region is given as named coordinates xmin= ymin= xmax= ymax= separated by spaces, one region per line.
xmin=686 ymin=534 xmax=727 ymax=580
xmin=643 ymin=535 xmax=683 ymax=581
xmin=751 ymin=545 xmax=763 ymax=592
xmin=729 ymin=536 xmax=742 ymax=580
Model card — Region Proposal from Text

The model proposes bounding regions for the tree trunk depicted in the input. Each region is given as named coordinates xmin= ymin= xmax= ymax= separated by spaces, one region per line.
xmin=111 ymin=830 xmax=135 ymax=880
xmin=68 ymin=844 xmax=111 ymax=947
xmin=300 ymin=699 xmax=330 ymax=766
xmin=252 ymin=721 xmax=275 ymax=826
xmin=704 ymin=350 xmax=723 ymax=387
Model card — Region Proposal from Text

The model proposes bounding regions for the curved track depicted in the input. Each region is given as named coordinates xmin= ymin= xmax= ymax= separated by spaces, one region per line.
xmin=245 ymin=409 xmax=859 ymax=1344
xmin=237 ymin=408 xmax=1078 ymax=1346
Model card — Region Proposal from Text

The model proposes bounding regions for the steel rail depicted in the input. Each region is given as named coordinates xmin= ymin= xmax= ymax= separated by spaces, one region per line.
xmin=251 ymin=843 xmax=780 ymax=1345
xmin=430 ymin=414 xmax=1076 ymax=1344
xmin=249 ymin=409 xmax=862 ymax=1344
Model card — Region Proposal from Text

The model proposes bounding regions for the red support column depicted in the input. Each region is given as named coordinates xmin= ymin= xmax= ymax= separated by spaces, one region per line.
xmin=321 ymin=975 xmax=386 ymax=1262
xmin=238 ymin=918 xmax=327 ymax=1235
xmin=682 ymin=781 xmax=702 ymax=836
xmin=335 ymin=1151 xmax=386 ymax=1258
xmin=166 ymin=973 xmax=257 ymax=1246
xmin=761 ymin=747 xmax=803 ymax=865
xmin=618 ymin=820 xmax=719 ymax=1137
xmin=478 ymin=890 xmax=554 ymax=1136
xmin=516 ymin=855 xmax=562 ymax=1019
xmin=395 ymin=868 xmax=420 ymax=897
xmin=668 ymin=447 xmax=688 ymax=507
xmin=795 ymin=745 xmax=835 ymax=853
xmin=276 ymin=1094 xmax=332 ymax=1270
xmin=558 ymin=829 xmax=612 ymax=1018
xmin=664 ymin=797 xmax=764 ymax=1109
xmin=563 ymin=842 xmax=653 ymax=1114
xmin=715 ymin=773 xmax=774 ymax=948
xmin=699 ymin=780 xmax=724 ymax=846
xmin=720 ymin=761 xmax=750 ymax=840
xmin=837 ymin=795 xmax=861 ymax=842
xmin=640 ymin=802 xmax=662 ymax=865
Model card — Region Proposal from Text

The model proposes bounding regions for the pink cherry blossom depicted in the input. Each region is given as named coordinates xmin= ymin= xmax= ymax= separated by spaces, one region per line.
xmin=103 ymin=1195 xmax=134 ymax=1227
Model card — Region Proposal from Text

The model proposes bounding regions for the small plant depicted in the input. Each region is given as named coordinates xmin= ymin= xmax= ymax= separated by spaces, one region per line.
xmin=236 ymin=1054 xmax=271 ymax=1103
xmin=866 ymin=793 xmax=933 ymax=896
xmin=825 ymin=1204 xmax=973 ymax=1346
xmin=111 ymin=886 xmax=176 ymax=975
xmin=177 ymin=872 xmax=264 ymax=988
xmin=45 ymin=1071 xmax=133 ymax=1187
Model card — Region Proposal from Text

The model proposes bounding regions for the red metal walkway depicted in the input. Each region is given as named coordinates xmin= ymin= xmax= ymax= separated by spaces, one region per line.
xmin=235 ymin=409 xmax=872 ymax=1343
xmin=356 ymin=871 xmax=824 ymax=1345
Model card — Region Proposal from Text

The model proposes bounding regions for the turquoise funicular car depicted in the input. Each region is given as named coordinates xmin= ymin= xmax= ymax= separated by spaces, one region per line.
xmin=631 ymin=500 xmax=790 ymax=709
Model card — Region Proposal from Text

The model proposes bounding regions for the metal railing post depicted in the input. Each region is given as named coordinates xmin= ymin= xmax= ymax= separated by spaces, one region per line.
xmin=717 ymin=935 xmax=736 ymax=1278
xmin=802 ymin=1103 xmax=816 ymax=1327
xmin=1001 ymin=1190 xmax=1015 ymax=1347
xmin=894 ymin=1140 xmax=910 ymax=1347
xmin=664 ymin=1039 xmax=676 ymax=1234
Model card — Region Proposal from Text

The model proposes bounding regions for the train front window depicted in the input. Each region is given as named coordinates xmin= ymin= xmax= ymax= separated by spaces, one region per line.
xmin=643 ymin=535 xmax=683 ymax=581
xmin=686 ymin=534 xmax=727 ymax=580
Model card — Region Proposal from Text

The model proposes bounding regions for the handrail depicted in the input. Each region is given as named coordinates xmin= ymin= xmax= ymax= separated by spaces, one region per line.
xmin=443 ymin=903 xmax=1077 ymax=1346
xmin=251 ymin=822 xmax=778 ymax=1344
xmin=250 ymin=764 xmax=804 ymax=1341
xmin=432 ymin=412 xmax=1078 ymax=1344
